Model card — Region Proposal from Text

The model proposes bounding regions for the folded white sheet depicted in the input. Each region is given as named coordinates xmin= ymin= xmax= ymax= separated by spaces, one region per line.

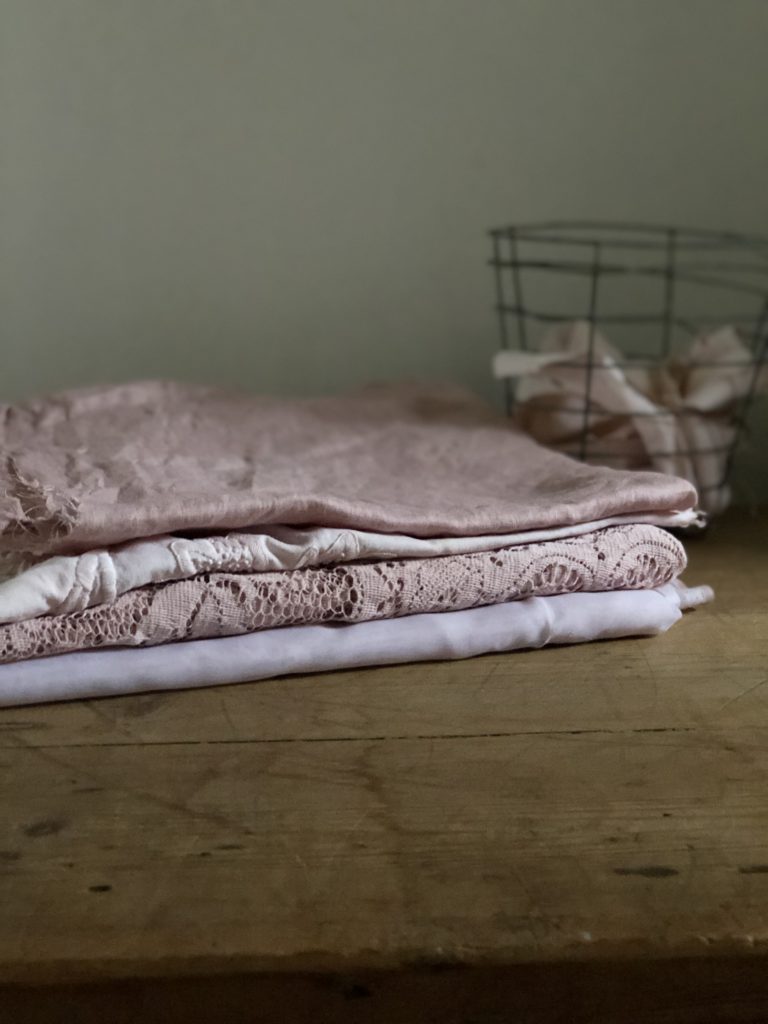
xmin=0 ymin=509 xmax=701 ymax=625
xmin=0 ymin=580 xmax=713 ymax=707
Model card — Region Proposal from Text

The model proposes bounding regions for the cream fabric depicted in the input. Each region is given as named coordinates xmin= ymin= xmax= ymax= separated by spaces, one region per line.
xmin=493 ymin=322 xmax=766 ymax=514
xmin=0 ymin=524 xmax=687 ymax=662
xmin=0 ymin=509 xmax=700 ymax=624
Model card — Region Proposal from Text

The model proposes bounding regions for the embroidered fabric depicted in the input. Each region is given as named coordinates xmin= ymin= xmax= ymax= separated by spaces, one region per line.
xmin=0 ymin=508 xmax=702 ymax=624
xmin=0 ymin=524 xmax=686 ymax=663
xmin=0 ymin=380 xmax=696 ymax=563
xmin=0 ymin=581 xmax=714 ymax=708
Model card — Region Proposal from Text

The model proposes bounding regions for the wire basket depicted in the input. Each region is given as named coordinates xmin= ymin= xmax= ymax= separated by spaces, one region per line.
xmin=489 ymin=221 xmax=768 ymax=515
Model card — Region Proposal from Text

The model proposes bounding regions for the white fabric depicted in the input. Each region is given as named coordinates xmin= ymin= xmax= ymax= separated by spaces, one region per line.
xmin=493 ymin=321 xmax=766 ymax=515
xmin=0 ymin=510 xmax=702 ymax=625
xmin=0 ymin=580 xmax=713 ymax=707
xmin=493 ymin=349 xmax=567 ymax=376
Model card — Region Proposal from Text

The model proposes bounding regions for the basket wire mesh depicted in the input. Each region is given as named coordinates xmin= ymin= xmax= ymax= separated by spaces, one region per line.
xmin=489 ymin=222 xmax=768 ymax=509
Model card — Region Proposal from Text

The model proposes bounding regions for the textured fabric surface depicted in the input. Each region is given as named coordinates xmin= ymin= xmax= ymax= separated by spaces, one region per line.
xmin=0 ymin=581 xmax=713 ymax=708
xmin=0 ymin=508 xmax=701 ymax=624
xmin=0 ymin=524 xmax=686 ymax=663
xmin=0 ymin=380 xmax=696 ymax=564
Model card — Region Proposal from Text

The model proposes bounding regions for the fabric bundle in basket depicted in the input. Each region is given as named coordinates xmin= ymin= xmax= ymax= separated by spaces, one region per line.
xmin=493 ymin=320 xmax=768 ymax=515
xmin=0 ymin=380 xmax=711 ymax=706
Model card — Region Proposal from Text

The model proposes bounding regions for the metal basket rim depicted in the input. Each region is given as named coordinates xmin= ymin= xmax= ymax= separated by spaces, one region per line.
xmin=488 ymin=220 xmax=768 ymax=250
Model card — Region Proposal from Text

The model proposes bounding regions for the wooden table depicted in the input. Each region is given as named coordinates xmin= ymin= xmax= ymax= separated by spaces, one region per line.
xmin=1 ymin=512 xmax=766 ymax=1023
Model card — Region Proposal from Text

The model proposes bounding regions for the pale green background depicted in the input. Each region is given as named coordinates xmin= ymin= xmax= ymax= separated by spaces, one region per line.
xmin=1 ymin=0 xmax=766 ymax=501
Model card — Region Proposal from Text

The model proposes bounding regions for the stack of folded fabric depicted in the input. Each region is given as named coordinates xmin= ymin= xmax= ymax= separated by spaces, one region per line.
xmin=0 ymin=380 xmax=712 ymax=706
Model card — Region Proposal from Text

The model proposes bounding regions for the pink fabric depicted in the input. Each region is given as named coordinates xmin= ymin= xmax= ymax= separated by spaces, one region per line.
xmin=0 ymin=524 xmax=685 ymax=663
xmin=0 ymin=381 xmax=696 ymax=565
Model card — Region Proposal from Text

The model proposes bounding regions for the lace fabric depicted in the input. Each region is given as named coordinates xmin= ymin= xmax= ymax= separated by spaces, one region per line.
xmin=0 ymin=581 xmax=714 ymax=708
xmin=0 ymin=508 xmax=702 ymax=624
xmin=0 ymin=524 xmax=686 ymax=663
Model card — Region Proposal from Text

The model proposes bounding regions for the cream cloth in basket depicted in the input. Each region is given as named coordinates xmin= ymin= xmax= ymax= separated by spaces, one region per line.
xmin=493 ymin=322 xmax=766 ymax=514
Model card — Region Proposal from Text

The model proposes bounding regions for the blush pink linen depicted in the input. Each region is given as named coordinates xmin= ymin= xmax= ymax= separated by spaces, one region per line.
xmin=0 ymin=380 xmax=696 ymax=564
xmin=0 ymin=524 xmax=685 ymax=663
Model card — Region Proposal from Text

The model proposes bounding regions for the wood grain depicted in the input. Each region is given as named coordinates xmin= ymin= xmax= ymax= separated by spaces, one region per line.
xmin=7 ymin=960 xmax=768 ymax=1024
xmin=0 ymin=511 xmax=766 ymax=1022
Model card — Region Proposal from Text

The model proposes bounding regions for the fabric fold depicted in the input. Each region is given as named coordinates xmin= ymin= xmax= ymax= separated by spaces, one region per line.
xmin=0 ymin=380 xmax=696 ymax=566
xmin=0 ymin=508 xmax=702 ymax=624
xmin=0 ymin=581 xmax=713 ymax=708
xmin=0 ymin=524 xmax=686 ymax=664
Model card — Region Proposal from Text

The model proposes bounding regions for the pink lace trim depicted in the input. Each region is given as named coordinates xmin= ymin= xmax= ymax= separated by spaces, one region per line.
xmin=0 ymin=524 xmax=685 ymax=664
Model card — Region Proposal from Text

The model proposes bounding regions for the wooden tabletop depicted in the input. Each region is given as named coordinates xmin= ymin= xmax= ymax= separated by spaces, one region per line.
xmin=1 ymin=511 xmax=767 ymax=1023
